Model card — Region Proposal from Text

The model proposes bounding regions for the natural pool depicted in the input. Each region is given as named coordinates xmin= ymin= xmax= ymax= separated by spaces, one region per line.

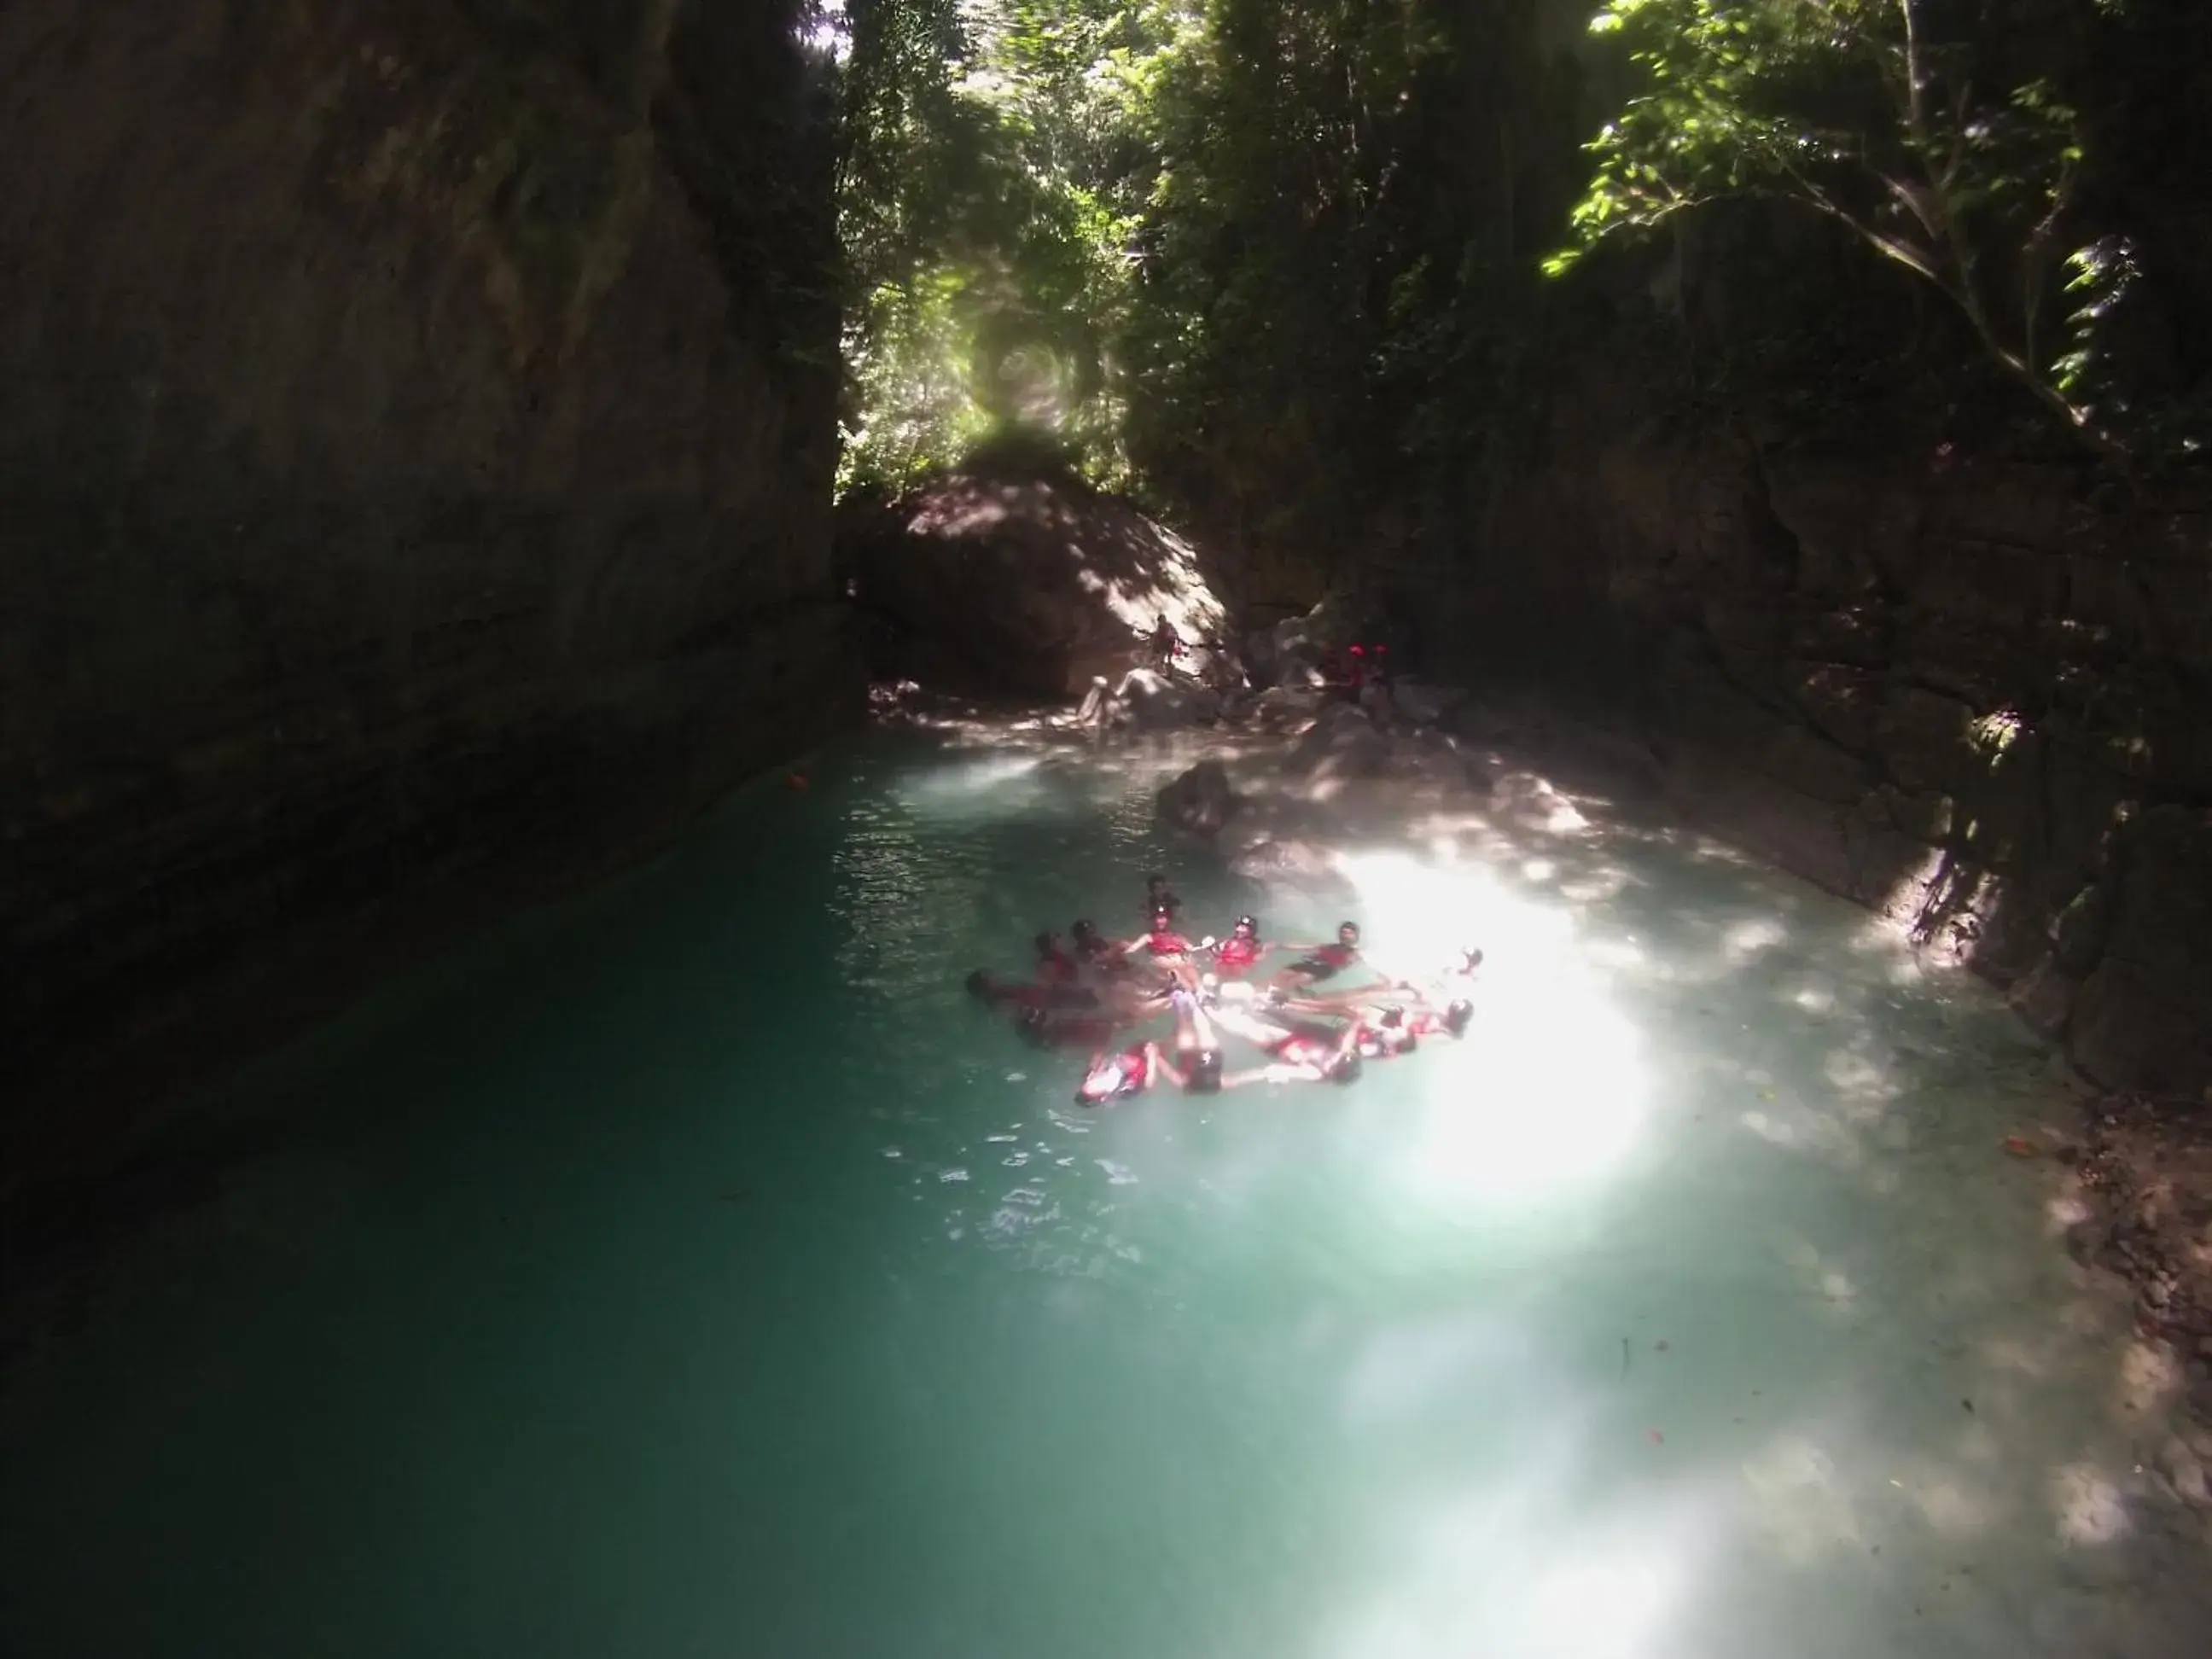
xmin=3 ymin=729 xmax=2207 ymax=1659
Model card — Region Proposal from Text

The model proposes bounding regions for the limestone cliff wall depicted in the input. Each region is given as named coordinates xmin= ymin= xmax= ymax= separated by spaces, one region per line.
xmin=1447 ymin=432 xmax=2212 ymax=1097
xmin=0 ymin=0 xmax=857 ymax=1182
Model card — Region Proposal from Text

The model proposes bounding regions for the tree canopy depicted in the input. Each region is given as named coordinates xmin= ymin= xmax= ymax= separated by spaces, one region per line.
xmin=829 ymin=0 xmax=2206 ymax=529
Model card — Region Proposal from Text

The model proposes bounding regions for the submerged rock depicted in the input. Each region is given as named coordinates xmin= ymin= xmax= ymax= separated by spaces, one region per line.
xmin=1158 ymin=760 xmax=1242 ymax=836
xmin=1228 ymin=836 xmax=1343 ymax=886
xmin=1387 ymin=679 xmax=1468 ymax=727
xmin=1284 ymin=703 xmax=1390 ymax=783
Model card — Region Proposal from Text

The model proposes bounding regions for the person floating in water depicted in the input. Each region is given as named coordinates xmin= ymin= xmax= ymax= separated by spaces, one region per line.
xmin=1205 ymin=1000 xmax=1365 ymax=1086
xmin=1197 ymin=914 xmax=1274 ymax=978
xmin=1016 ymin=963 xmax=1181 ymax=1045
xmin=1074 ymin=1039 xmax=1165 ymax=1105
xmin=1144 ymin=872 xmax=1183 ymax=923
xmin=1270 ymin=921 xmax=1365 ymax=992
xmin=966 ymin=931 xmax=1101 ymax=1012
xmin=1071 ymin=990 xmax=1216 ymax=1103
xmin=1115 ymin=905 xmax=1203 ymax=992
xmin=1278 ymin=945 xmax=1478 ymax=1034
xmin=1148 ymin=987 xmax=1225 ymax=1093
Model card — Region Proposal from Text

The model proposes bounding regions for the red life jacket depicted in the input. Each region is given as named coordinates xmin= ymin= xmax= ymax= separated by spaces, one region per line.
xmin=1214 ymin=934 xmax=1261 ymax=970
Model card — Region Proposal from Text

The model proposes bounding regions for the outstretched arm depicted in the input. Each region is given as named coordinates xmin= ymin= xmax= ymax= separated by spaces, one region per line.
xmin=1144 ymin=1040 xmax=1190 ymax=1091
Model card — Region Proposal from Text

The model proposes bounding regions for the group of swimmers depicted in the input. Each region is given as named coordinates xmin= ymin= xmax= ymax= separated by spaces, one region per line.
xmin=967 ymin=873 xmax=1481 ymax=1105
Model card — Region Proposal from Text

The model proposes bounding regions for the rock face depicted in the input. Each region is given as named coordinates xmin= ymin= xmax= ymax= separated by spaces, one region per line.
xmin=1456 ymin=439 xmax=2212 ymax=1096
xmin=0 ymin=0 xmax=859 ymax=1181
xmin=843 ymin=470 xmax=1228 ymax=698
xmin=1284 ymin=702 xmax=1391 ymax=789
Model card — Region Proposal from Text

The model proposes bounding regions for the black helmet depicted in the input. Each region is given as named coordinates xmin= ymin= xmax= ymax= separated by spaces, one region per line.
xmin=1445 ymin=998 xmax=1474 ymax=1036
xmin=1190 ymin=1050 xmax=1224 ymax=1093
xmin=1328 ymin=1050 xmax=1364 ymax=1085
xmin=1072 ymin=919 xmax=1097 ymax=940
xmin=1234 ymin=914 xmax=1257 ymax=934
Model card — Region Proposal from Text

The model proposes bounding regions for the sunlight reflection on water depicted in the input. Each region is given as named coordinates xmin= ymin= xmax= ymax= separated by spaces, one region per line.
xmin=1336 ymin=849 xmax=1650 ymax=1206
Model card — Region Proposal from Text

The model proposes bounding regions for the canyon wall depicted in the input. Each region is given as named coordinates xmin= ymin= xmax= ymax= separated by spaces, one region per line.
xmin=1447 ymin=424 xmax=2212 ymax=1098
xmin=0 ymin=0 xmax=858 ymax=1186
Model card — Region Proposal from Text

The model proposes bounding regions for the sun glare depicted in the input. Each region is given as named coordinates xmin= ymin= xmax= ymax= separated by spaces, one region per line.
xmin=1336 ymin=849 xmax=1651 ymax=1204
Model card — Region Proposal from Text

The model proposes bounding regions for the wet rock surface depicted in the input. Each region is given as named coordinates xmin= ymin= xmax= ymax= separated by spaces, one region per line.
xmin=1460 ymin=443 xmax=2212 ymax=1099
xmin=842 ymin=470 xmax=1227 ymax=700
xmin=1158 ymin=759 xmax=1242 ymax=837
xmin=2070 ymin=1094 xmax=2212 ymax=1444
xmin=0 ymin=0 xmax=858 ymax=1196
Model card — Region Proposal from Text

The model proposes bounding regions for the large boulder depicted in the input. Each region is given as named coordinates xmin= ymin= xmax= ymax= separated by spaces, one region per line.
xmin=1388 ymin=679 xmax=1468 ymax=727
xmin=1284 ymin=703 xmax=1391 ymax=784
xmin=1117 ymin=668 xmax=1221 ymax=730
xmin=844 ymin=471 xmax=1228 ymax=697
xmin=1158 ymin=760 xmax=1242 ymax=836
xmin=1247 ymin=684 xmax=1323 ymax=733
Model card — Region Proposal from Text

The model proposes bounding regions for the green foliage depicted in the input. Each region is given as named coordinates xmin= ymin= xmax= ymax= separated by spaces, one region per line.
xmin=835 ymin=0 xmax=1168 ymax=497
xmin=833 ymin=0 xmax=2206 ymax=546
xmin=832 ymin=0 xmax=1572 ymax=535
xmin=1547 ymin=0 xmax=2196 ymax=461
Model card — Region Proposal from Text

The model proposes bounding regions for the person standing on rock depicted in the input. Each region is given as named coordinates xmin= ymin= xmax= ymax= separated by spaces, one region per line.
xmin=1148 ymin=618 xmax=1182 ymax=675
xmin=1358 ymin=642 xmax=1395 ymax=730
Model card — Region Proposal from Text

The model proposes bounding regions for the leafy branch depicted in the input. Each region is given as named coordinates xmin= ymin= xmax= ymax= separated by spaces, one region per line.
xmin=1548 ymin=0 xmax=2129 ymax=463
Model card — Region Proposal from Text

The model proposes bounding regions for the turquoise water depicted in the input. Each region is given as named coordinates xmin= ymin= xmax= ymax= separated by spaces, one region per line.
xmin=3 ymin=731 xmax=2207 ymax=1659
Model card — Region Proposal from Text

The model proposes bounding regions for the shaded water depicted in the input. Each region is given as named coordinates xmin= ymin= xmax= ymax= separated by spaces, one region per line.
xmin=3 ymin=731 xmax=2207 ymax=1658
